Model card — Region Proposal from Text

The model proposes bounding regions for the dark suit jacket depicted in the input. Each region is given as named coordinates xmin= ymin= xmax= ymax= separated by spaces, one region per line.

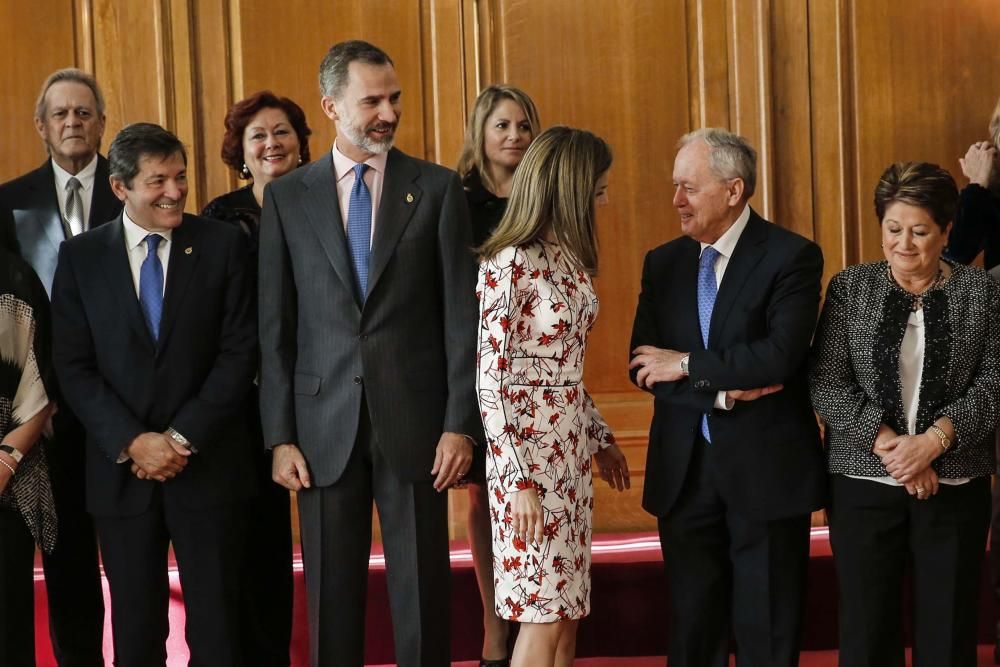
xmin=259 ymin=148 xmax=480 ymax=486
xmin=50 ymin=213 xmax=258 ymax=517
xmin=0 ymin=156 xmax=122 ymax=295
xmin=630 ymin=209 xmax=826 ymax=520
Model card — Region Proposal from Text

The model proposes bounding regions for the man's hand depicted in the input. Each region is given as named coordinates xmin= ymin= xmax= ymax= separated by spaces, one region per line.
xmin=960 ymin=141 xmax=998 ymax=188
xmin=726 ymin=385 xmax=783 ymax=402
xmin=630 ymin=345 xmax=687 ymax=388
xmin=431 ymin=432 xmax=473 ymax=491
xmin=272 ymin=443 xmax=311 ymax=491
xmin=127 ymin=432 xmax=190 ymax=482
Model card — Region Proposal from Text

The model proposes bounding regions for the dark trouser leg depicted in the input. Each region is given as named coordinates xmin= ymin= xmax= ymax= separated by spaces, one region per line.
xmin=238 ymin=450 xmax=293 ymax=667
xmin=373 ymin=445 xmax=450 ymax=667
xmin=297 ymin=433 xmax=373 ymax=667
xmin=167 ymin=499 xmax=249 ymax=667
xmin=727 ymin=509 xmax=810 ymax=667
xmin=0 ymin=507 xmax=37 ymax=667
xmin=657 ymin=440 xmax=731 ymax=667
xmin=42 ymin=435 xmax=104 ymax=667
xmin=910 ymin=476 xmax=990 ymax=667
xmin=94 ymin=495 xmax=171 ymax=667
xmin=828 ymin=475 xmax=907 ymax=667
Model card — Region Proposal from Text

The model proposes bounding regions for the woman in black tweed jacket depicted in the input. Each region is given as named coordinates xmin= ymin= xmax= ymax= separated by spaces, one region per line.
xmin=810 ymin=162 xmax=1000 ymax=667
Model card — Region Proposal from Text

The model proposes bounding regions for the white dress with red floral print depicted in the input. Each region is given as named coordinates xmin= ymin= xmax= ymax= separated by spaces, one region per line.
xmin=476 ymin=239 xmax=615 ymax=623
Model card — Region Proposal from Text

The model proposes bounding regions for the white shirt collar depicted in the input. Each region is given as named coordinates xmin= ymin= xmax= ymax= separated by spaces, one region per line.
xmin=700 ymin=203 xmax=751 ymax=258
xmin=122 ymin=207 xmax=173 ymax=251
xmin=331 ymin=141 xmax=388 ymax=182
xmin=52 ymin=154 xmax=99 ymax=193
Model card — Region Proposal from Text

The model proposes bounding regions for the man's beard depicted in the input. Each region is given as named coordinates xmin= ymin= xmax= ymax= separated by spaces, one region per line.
xmin=342 ymin=117 xmax=396 ymax=155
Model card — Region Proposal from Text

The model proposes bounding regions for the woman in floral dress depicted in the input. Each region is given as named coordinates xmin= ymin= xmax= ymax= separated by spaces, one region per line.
xmin=476 ymin=126 xmax=630 ymax=666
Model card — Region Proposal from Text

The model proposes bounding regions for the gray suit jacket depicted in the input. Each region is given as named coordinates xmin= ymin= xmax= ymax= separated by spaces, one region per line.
xmin=0 ymin=156 xmax=122 ymax=295
xmin=258 ymin=147 xmax=480 ymax=485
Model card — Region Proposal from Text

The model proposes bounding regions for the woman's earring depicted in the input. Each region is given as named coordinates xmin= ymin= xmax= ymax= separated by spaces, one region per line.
xmin=298 ymin=155 xmax=303 ymax=165
xmin=240 ymin=163 xmax=251 ymax=179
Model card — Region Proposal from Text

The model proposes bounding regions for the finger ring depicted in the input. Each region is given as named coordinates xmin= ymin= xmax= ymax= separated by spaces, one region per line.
xmin=457 ymin=472 xmax=465 ymax=478
xmin=915 ymin=486 xmax=925 ymax=493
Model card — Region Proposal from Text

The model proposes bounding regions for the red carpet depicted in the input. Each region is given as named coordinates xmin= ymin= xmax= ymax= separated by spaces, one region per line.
xmin=31 ymin=528 xmax=998 ymax=665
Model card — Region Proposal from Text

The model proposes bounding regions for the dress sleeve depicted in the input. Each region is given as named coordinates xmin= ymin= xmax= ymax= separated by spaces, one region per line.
xmin=583 ymin=386 xmax=615 ymax=454
xmin=3 ymin=292 xmax=49 ymax=430
xmin=477 ymin=246 xmax=532 ymax=494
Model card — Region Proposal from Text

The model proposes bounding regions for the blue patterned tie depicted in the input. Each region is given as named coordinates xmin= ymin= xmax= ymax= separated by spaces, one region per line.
xmin=347 ymin=163 xmax=372 ymax=302
xmin=139 ymin=234 xmax=164 ymax=341
xmin=697 ymin=246 xmax=720 ymax=441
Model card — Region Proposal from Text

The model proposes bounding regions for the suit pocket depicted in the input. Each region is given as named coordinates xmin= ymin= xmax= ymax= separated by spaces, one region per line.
xmin=294 ymin=372 xmax=321 ymax=396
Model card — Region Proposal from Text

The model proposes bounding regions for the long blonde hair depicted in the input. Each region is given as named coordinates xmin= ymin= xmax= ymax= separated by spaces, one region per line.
xmin=456 ymin=85 xmax=540 ymax=194
xmin=478 ymin=126 xmax=612 ymax=275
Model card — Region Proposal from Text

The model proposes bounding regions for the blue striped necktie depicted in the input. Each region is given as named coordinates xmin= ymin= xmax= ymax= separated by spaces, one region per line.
xmin=347 ymin=163 xmax=372 ymax=302
xmin=139 ymin=233 xmax=164 ymax=341
xmin=697 ymin=246 xmax=720 ymax=442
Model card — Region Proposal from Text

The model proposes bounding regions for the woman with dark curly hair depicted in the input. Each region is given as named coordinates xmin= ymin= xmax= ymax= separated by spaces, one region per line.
xmin=810 ymin=162 xmax=1000 ymax=666
xmin=203 ymin=90 xmax=312 ymax=240
xmin=202 ymin=90 xmax=311 ymax=666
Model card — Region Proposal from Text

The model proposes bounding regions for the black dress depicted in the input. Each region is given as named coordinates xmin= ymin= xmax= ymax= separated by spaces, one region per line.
xmin=202 ymin=185 xmax=293 ymax=667
xmin=464 ymin=172 xmax=508 ymax=485
xmin=944 ymin=183 xmax=1000 ymax=269
xmin=0 ymin=249 xmax=56 ymax=667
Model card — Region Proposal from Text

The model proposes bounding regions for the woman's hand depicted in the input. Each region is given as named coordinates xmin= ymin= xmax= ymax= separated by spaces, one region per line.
xmin=960 ymin=141 xmax=998 ymax=188
xmin=511 ymin=487 xmax=544 ymax=548
xmin=904 ymin=466 xmax=939 ymax=500
xmin=872 ymin=423 xmax=898 ymax=460
xmin=594 ymin=444 xmax=631 ymax=491
xmin=880 ymin=433 xmax=941 ymax=484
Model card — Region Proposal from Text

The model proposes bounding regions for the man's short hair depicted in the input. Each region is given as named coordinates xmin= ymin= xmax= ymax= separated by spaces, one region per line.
xmin=678 ymin=128 xmax=757 ymax=198
xmin=109 ymin=123 xmax=186 ymax=189
xmin=35 ymin=68 xmax=106 ymax=119
xmin=318 ymin=40 xmax=394 ymax=99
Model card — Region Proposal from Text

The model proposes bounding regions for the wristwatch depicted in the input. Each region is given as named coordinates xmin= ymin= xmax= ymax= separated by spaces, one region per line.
xmin=0 ymin=444 xmax=23 ymax=464
xmin=679 ymin=354 xmax=690 ymax=376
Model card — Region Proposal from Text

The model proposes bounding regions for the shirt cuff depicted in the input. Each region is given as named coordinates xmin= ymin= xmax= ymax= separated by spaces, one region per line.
xmin=714 ymin=391 xmax=734 ymax=410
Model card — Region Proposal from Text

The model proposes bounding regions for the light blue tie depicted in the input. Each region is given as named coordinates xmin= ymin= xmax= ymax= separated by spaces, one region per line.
xmin=697 ymin=246 xmax=720 ymax=442
xmin=139 ymin=234 xmax=164 ymax=342
xmin=347 ymin=163 xmax=372 ymax=302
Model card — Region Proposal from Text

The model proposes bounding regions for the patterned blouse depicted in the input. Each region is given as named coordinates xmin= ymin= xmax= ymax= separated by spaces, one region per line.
xmin=809 ymin=259 xmax=1000 ymax=479
xmin=0 ymin=250 xmax=56 ymax=551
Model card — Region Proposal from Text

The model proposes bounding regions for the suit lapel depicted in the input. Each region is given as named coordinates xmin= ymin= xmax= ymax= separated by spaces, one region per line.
xmin=33 ymin=161 xmax=68 ymax=253
xmin=677 ymin=241 xmax=705 ymax=348
xmin=709 ymin=211 xmax=767 ymax=347
xmin=157 ymin=217 xmax=199 ymax=352
xmin=300 ymin=154 xmax=358 ymax=305
xmin=366 ymin=149 xmax=421 ymax=300
xmin=101 ymin=217 xmax=156 ymax=353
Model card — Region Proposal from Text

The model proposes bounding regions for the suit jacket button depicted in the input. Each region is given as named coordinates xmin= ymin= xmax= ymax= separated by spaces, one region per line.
xmin=353 ymin=375 xmax=363 ymax=385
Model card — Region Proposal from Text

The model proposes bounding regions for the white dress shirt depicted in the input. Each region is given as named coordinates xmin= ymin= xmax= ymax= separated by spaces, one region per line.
xmin=698 ymin=204 xmax=751 ymax=410
xmin=52 ymin=154 xmax=99 ymax=236
xmin=122 ymin=208 xmax=171 ymax=298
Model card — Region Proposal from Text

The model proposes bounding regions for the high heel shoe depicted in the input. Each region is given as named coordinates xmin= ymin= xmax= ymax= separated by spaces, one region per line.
xmin=479 ymin=659 xmax=510 ymax=667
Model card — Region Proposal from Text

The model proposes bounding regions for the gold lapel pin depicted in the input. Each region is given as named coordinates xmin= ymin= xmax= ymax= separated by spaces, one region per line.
xmin=406 ymin=193 xmax=414 ymax=203
xmin=185 ymin=247 xmax=193 ymax=255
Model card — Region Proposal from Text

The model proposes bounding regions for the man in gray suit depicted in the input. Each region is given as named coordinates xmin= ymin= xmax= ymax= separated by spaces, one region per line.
xmin=0 ymin=68 xmax=117 ymax=667
xmin=258 ymin=40 xmax=480 ymax=667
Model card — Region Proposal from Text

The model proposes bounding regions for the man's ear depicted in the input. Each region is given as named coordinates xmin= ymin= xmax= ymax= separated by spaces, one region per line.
xmin=727 ymin=178 xmax=745 ymax=206
xmin=320 ymin=96 xmax=339 ymax=122
xmin=109 ymin=176 xmax=129 ymax=203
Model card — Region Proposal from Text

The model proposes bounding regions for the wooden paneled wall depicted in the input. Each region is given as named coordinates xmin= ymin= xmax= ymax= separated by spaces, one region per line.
xmin=2 ymin=0 xmax=999 ymax=481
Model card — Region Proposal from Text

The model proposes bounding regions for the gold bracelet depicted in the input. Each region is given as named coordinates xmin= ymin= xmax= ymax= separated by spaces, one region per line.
xmin=0 ymin=458 xmax=15 ymax=476
xmin=928 ymin=424 xmax=950 ymax=452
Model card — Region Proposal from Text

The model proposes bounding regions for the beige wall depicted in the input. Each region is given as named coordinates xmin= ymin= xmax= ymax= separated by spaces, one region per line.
xmin=3 ymin=0 xmax=1000 ymax=481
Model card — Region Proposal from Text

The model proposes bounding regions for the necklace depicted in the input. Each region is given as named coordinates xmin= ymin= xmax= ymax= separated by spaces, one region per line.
xmin=886 ymin=263 xmax=945 ymax=311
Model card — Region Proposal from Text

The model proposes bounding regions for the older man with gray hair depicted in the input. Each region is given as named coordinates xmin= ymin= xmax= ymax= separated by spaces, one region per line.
xmin=629 ymin=128 xmax=826 ymax=666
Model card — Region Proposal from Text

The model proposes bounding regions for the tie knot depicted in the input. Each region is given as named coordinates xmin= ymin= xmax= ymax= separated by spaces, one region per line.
xmin=67 ymin=176 xmax=82 ymax=193
xmin=700 ymin=246 xmax=720 ymax=267
xmin=144 ymin=233 xmax=162 ymax=253
xmin=352 ymin=163 xmax=369 ymax=180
